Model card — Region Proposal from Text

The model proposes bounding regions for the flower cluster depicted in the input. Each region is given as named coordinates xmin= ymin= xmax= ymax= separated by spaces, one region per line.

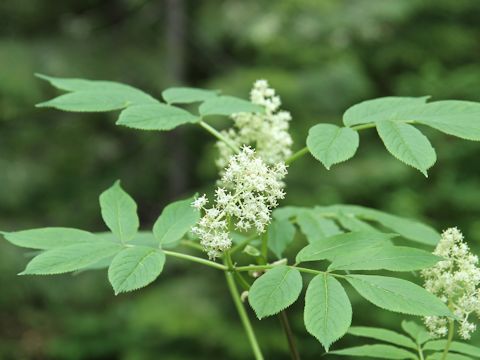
xmin=422 ymin=227 xmax=480 ymax=339
xmin=192 ymin=146 xmax=287 ymax=259
xmin=216 ymin=80 xmax=293 ymax=170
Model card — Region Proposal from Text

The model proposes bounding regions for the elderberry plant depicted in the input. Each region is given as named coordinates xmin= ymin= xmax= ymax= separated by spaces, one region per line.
xmin=2 ymin=75 xmax=480 ymax=360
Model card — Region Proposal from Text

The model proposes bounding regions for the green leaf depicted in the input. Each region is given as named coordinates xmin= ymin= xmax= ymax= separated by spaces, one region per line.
xmin=402 ymin=321 xmax=432 ymax=344
xmin=304 ymin=274 xmax=352 ymax=351
xmin=99 ymin=181 xmax=139 ymax=242
xmin=36 ymin=74 xmax=154 ymax=95
xmin=243 ymin=245 xmax=261 ymax=257
xmin=162 ymin=87 xmax=218 ymax=104
xmin=328 ymin=246 xmax=441 ymax=272
xmin=116 ymin=104 xmax=198 ymax=131
xmin=75 ymin=256 xmax=116 ymax=273
xmin=423 ymin=340 xmax=480 ymax=357
xmin=268 ymin=219 xmax=296 ymax=259
xmin=346 ymin=275 xmax=452 ymax=316
xmin=348 ymin=326 xmax=417 ymax=350
xmin=199 ymin=95 xmax=263 ymax=116
xmin=295 ymin=231 xmax=394 ymax=264
xmin=343 ymin=96 xmax=430 ymax=127
xmin=407 ymin=100 xmax=480 ymax=141
xmin=272 ymin=206 xmax=306 ymax=221
xmin=108 ymin=246 xmax=166 ymax=294
xmin=426 ymin=353 xmax=473 ymax=360
xmin=316 ymin=204 xmax=440 ymax=246
xmin=249 ymin=265 xmax=302 ymax=319
xmin=2 ymin=228 xmax=96 ymax=250
xmin=153 ymin=196 xmax=200 ymax=247
xmin=331 ymin=344 xmax=417 ymax=359
xmin=296 ymin=210 xmax=342 ymax=243
xmin=95 ymin=231 xmax=156 ymax=247
xmin=36 ymin=74 xmax=157 ymax=111
xmin=336 ymin=212 xmax=378 ymax=232
xmin=361 ymin=210 xmax=438 ymax=246
xmin=306 ymin=124 xmax=359 ymax=169
xmin=20 ymin=241 xmax=122 ymax=275
xmin=376 ymin=121 xmax=436 ymax=176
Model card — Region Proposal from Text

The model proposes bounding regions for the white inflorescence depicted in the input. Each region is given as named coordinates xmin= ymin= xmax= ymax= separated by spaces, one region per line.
xmin=192 ymin=146 xmax=287 ymax=259
xmin=216 ymin=80 xmax=293 ymax=170
xmin=422 ymin=227 xmax=480 ymax=339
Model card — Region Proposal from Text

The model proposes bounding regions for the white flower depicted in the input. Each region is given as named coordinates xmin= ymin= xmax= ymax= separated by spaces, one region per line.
xmin=192 ymin=195 xmax=208 ymax=210
xmin=422 ymin=227 xmax=480 ymax=339
xmin=216 ymin=80 xmax=293 ymax=170
xmin=192 ymin=146 xmax=287 ymax=259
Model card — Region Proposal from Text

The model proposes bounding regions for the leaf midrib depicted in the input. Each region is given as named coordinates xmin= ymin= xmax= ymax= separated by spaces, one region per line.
xmin=116 ymin=249 xmax=157 ymax=291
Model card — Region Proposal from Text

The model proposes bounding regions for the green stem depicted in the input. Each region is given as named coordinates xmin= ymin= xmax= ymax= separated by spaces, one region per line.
xmin=235 ymin=271 xmax=252 ymax=291
xmin=417 ymin=344 xmax=424 ymax=360
xmin=260 ymin=232 xmax=268 ymax=264
xmin=350 ymin=123 xmax=377 ymax=131
xmin=441 ymin=319 xmax=454 ymax=360
xmin=224 ymin=254 xmax=264 ymax=360
xmin=279 ymin=310 xmax=301 ymax=360
xmin=235 ymin=264 xmax=276 ymax=272
xmin=199 ymin=120 xmax=240 ymax=152
xmin=230 ymin=233 xmax=258 ymax=255
xmin=163 ymin=250 xmax=227 ymax=270
xmin=235 ymin=264 xmax=345 ymax=278
xmin=230 ymin=262 xmax=300 ymax=360
xmin=285 ymin=147 xmax=309 ymax=165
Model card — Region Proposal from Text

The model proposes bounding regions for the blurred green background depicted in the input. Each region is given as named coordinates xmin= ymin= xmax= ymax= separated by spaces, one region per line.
xmin=1 ymin=0 xmax=480 ymax=359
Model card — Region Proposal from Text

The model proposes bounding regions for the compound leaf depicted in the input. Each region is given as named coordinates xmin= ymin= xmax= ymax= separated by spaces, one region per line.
xmin=36 ymin=75 xmax=158 ymax=112
xmin=307 ymin=124 xmax=359 ymax=169
xmin=346 ymin=275 xmax=452 ymax=317
xmin=348 ymin=326 xmax=417 ymax=350
xmin=328 ymin=246 xmax=441 ymax=272
xmin=108 ymin=246 xmax=165 ymax=294
xmin=162 ymin=87 xmax=218 ymax=104
xmin=199 ymin=95 xmax=263 ymax=116
xmin=268 ymin=219 xmax=296 ymax=259
xmin=116 ymin=104 xmax=198 ymax=131
xmin=153 ymin=196 xmax=200 ymax=247
xmin=408 ymin=100 xmax=480 ymax=141
xmin=376 ymin=121 xmax=436 ymax=176
xmin=423 ymin=340 xmax=480 ymax=357
xmin=99 ymin=181 xmax=139 ymax=242
xmin=316 ymin=204 xmax=440 ymax=246
xmin=2 ymin=228 xmax=96 ymax=250
xmin=426 ymin=353 xmax=472 ymax=360
xmin=336 ymin=212 xmax=378 ymax=232
xmin=296 ymin=231 xmax=395 ymax=264
xmin=331 ymin=344 xmax=417 ymax=359
xmin=343 ymin=96 xmax=429 ymax=127
xmin=296 ymin=210 xmax=342 ymax=243
xmin=20 ymin=241 xmax=122 ymax=275
xmin=249 ymin=265 xmax=302 ymax=319
xmin=401 ymin=321 xmax=432 ymax=344
xmin=304 ymin=274 xmax=352 ymax=351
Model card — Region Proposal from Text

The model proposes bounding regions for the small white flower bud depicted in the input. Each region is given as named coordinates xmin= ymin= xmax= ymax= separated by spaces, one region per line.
xmin=192 ymin=147 xmax=287 ymax=259
xmin=216 ymin=79 xmax=293 ymax=171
